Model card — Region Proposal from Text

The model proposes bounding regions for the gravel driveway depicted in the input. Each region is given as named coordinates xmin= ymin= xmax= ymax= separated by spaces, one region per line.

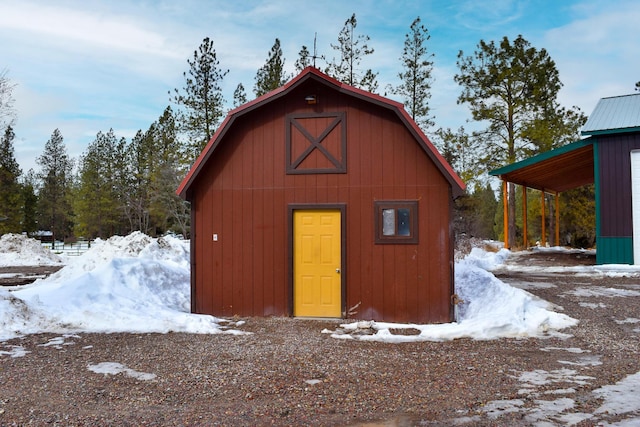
xmin=1 ymin=250 xmax=639 ymax=426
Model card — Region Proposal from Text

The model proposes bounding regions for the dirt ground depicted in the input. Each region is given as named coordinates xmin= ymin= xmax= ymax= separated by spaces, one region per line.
xmin=0 ymin=266 xmax=63 ymax=287
xmin=1 ymin=250 xmax=639 ymax=426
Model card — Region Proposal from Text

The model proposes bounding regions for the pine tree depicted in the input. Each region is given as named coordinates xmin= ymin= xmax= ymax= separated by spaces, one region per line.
xmin=325 ymin=13 xmax=378 ymax=90
xmin=295 ymin=45 xmax=311 ymax=72
xmin=636 ymin=81 xmax=640 ymax=92
xmin=254 ymin=38 xmax=289 ymax=97
xmin=20 ymin=169 xmax=38 ymax=235
xmin=433 ymin=126 xmax=481 ymax=189
xmin=125 ymin=129 xmax=154 ymax=234
xmin=394 ymin=17 xmax=435 ymax=130
xmin=455 ymin=35 xmax=564 ymax=246
xmin=171 ymin=37 xmax=228 ymax=160
xmin=147 ymin=106 xmax=188 ymax=235
xmin=233 ymin=83 xmax=248 ymax=108
xmin=0 ymin=126 xmax=23 ymax=233
xmin=74 ymin=129 xmax=131 ymax=238
xmin=37 ymin=129 xmax=74 ymax=246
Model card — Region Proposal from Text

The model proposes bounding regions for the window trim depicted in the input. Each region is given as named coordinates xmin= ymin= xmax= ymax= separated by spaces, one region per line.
xmin=374 ymin=200 xmax=419 ymax=244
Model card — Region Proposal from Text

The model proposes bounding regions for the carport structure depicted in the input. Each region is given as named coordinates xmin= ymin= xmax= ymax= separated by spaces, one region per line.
xmin=490 ymin=139 xmax=594 ymax=249
xmin=490 ymin=93 xmax=640 ymax=265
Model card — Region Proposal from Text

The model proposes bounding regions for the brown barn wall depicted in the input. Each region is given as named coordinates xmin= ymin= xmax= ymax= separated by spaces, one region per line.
xmin=597 ymin=133 xmax=640 ymax=237
xmin=190 ymin=79 xmax=454 ymax=323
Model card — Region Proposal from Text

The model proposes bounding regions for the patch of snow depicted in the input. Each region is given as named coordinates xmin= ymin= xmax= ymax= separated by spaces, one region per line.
xmin=0 ymin=344 xmax=29 ymax=358
xmin=87 ymin=362 xmax=156 ymax=381
xmin=540 ymin=347 xmax=587 ymax=354
xmin=515 ymin=368 xmax=595 ymax=391
xmin=579 ymin=302 xmax=607 ymax=309
xmin=558 ymin=355 xmax=602 ymax=366
xmin=508 ymin=281 xmax=557 ymax=290
xmin=564 ymin=287 xmax=640 ymax=298
xmin=615 ymin=318 xmax=640 ymax=325
xmin=594 ymin=371 xmax=640 ymax=416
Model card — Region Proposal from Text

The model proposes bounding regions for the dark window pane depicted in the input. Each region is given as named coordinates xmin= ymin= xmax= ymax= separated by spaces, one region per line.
xmin=397 ymin=208 xmax=410 ymax=236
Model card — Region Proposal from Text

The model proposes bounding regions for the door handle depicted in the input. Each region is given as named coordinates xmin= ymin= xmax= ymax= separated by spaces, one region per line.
xmin=336 ymin=268 xmax=341 ymax=274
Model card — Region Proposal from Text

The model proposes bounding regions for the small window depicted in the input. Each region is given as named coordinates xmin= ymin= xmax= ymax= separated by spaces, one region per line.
xmin=374 ymin=201 xmax=418 ymax=244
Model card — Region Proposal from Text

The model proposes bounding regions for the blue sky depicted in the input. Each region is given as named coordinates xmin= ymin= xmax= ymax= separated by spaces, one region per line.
xmin=1 ymin=0 xmax=639 ymax=173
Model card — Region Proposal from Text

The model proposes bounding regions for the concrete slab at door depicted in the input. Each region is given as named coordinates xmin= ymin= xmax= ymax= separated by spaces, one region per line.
xmin=293 ymin=210 xmax=341 ymax=317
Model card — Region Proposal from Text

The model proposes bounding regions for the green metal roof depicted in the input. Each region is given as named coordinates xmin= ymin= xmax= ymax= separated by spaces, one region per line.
xmin=489 ymin=138 xmax=594 ymax=193
xmin=582 ymin=93 xmax=640 ymax=136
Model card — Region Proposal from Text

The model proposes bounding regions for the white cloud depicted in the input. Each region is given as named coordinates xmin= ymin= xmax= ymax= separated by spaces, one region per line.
xmin=543 ymin=1 xmax=640 ymax=112
xmin=0 ymin=2 xmax=182 ymax=60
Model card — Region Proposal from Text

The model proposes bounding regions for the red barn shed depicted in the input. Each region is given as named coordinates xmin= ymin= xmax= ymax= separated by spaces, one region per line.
xmin=177 ymin=67 xmax=465 ymax=323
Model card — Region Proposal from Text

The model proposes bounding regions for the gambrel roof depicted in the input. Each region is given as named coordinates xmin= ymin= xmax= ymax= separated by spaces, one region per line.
xmin=177 ymin=67 xmax=465 ymax=199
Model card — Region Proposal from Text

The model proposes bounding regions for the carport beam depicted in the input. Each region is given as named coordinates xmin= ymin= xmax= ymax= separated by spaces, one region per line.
xmin=522 ymin=185 xmax=528 ymax=248
xmin=555 ymin=192 xmax=560 ymax=247
xmin=503 ymin=180 xmax=509 ymax=249
xmin=541 ymin=191 xmax=546 ymax=247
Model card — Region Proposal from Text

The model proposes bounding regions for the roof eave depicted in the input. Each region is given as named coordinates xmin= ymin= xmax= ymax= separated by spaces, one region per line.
xmin=581 ymin=126 xmax=640 ymax=137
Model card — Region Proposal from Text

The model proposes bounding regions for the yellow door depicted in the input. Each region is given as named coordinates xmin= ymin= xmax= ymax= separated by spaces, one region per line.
xmin=294 ymin=210 xmax=342 ymax=317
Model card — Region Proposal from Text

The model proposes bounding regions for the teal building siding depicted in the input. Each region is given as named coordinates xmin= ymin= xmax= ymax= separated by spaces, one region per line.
xmin=597 ymin=237 xmax=634 ymax=264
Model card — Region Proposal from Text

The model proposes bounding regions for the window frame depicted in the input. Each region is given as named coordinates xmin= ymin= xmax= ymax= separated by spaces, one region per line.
xmin=374 ymin=200 xmax=419 ymax=244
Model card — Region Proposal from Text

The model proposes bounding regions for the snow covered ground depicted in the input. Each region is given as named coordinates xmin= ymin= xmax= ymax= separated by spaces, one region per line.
xmin=0 ymin=232 xmax=243 ymax=341
xmin=1 ymin=233 xmax=584 ymax=342
xmin=1 ymin=233 xmax=640 ymax=424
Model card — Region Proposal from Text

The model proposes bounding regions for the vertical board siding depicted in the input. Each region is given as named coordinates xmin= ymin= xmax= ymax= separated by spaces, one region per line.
xmin=598 ymin=133 xmax=640 ymax=237
xmin=190 ymin=80 xmax=454 ymax=323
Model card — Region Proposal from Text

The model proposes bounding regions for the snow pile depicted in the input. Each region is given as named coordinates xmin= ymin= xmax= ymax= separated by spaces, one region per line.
xmin=1 ymin=233 xmax=242 ymax=341
xmin=0 ymin=233 xmax=62 ymax=266
xmin=1 ymin=233 xmax=577 ymax=343
xmin=326 ymin=247 xmax=578 ymax=343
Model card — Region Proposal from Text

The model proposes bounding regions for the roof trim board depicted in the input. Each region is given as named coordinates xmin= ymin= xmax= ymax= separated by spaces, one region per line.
xmin=582 ymin=126 xmax=640 ymax=136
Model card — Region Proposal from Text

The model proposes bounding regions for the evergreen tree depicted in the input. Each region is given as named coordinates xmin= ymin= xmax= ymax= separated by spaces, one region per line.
xmin=74 ymin=129 xmax=124 ymax=238
xmin=171 ymin=37 xmax=228 ymax=160
xmin=325 ymin=13 xmax=378 ymax=90
xmin=433 ymin=126 xmax=481 ymax=188
xmin=36 ymin=129 xmax=74 ymax=246
xmin=453 ymin=184 xmax=498 ymax=240
xmin=475 ymin=184 xmax=498 ymax=239
xmin=394 ymin=17 xmax=435 ymax=130
xmin=147 ymin=106 xmax=187 ymax=235
xmin=20 ymin=169 xmax=38 ymax=235
xmin=254 ymin=38 xmax=289 ymax=97
xmin=455 ymin=35 xmax=564 ymax=246
xmin=125 ymin=107 xmax=188 ymax=236
xmin=233 ymin=83 xmax=248 ymax=108
xmin=0 ymin=126 xmax=22 ymax=233
xmin=560 ymin=185 xmax=596 ymax=248
xmin=295 ymin=45 xmax=311 ymax=72
xmin=125 ymin=129 xmax=154 ymax=234
xmin=636 ymin=81 xmax=640 ymax=91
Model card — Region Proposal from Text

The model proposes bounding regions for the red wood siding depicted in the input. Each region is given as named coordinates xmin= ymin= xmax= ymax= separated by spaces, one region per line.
xmin=189 ymin=79 xmax=454 ymax=323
